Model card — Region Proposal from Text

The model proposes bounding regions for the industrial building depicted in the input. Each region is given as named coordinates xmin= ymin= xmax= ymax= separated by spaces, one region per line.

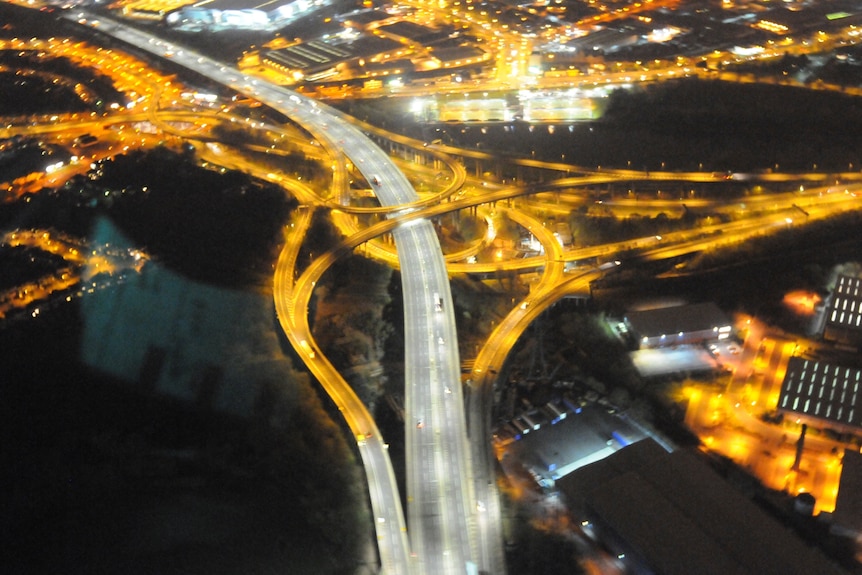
xmin=497 ymin=404 xmax=652 ymax=489
xmin=832 ymin=449 xmax=862 ymax=538
xmin=823 ymin=274 xmax=862 ymax=347
xmin=778 ymin=357 xmax=862 ymax=433
xmin=623 ymin=302 xmax=733 ymax=349
xmin=557 ymin=439 xmax=845 ymax=575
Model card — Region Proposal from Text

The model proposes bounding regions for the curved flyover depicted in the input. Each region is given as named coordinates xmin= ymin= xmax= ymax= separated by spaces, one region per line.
xmin=68 ymin=14 xmax=494 ymax=575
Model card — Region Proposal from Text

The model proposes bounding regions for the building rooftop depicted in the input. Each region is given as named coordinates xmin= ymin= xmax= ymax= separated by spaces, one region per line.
xmin=377 ymin=21 xmax=452 ymax=45
xmin=429 ymin=45 xmax=487 ymax=65
xmin=558 ymin=439 xmax=845 ymax=575
xmin=833 ymin=449 xmax=862 ymax=535
xmin=504 ymin=405 xmax=648 ymax=482
xmin=624 ymin=302 xmax=731 ymax=340
xmin=557 ymin=435 xmax=667 ymax=511
xmin=826 ymin=274 xmax=862 ymax=333
xmin=778 ymin=357 xmax=862 ymax=431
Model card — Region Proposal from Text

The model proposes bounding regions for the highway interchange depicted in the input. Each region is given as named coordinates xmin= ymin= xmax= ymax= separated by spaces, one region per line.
xmin=5 ymin=10 xmax=862 ymax=574
xmin=63 ymin=13 xmax=492 ymax=575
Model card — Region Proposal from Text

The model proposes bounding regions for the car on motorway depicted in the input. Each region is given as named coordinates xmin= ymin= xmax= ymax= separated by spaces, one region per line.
xmin=299 ymin=339 xmax=315 ymax=358
xmin=74 ymin=134 xmax=98 ymax=148
xmin=370 ymin=175 xmax=382 ymax=186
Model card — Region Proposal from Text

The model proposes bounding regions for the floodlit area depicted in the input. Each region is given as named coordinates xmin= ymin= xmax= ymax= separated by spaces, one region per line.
xmin=678 ymin=315 xmax=849 ymax=514
xmin=630 ymin=345 xmax=718 ymax=378
xmin=6 ymin=0 xmax=862 ymax=572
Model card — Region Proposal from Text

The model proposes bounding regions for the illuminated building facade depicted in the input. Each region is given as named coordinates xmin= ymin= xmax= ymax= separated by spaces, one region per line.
xmin=624 ymin=302 xmax=733 ymax=349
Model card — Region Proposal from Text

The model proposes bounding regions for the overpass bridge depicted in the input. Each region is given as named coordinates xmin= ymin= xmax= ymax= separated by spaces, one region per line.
xmin=66 ymin=12 xmax=502 ymax=575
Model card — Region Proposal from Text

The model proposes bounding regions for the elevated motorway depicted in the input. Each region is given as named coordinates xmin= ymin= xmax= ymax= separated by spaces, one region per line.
xmin=56 ymin=16 xmax=862 ymax=575
xmin=66 ymin=12 xmax=496 ymax=575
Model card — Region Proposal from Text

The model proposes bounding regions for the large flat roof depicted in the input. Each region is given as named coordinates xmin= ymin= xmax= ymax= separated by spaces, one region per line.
xmin=833 ymin=449 xmax=862 ymax=533
xmin=826 ymin=274 xmax=862 ymax=332
xmin=377 ymin=21 xmax=452 ymax=44
xmin=505 ymin=405 xmax=648 ymax=481
xmin=624 ymin=302 xmax=731 ymax=339
xmin=558 ymin=440 xmax=845 ymax=575
xmin=778 ymin=356 xmax=862 ymax=430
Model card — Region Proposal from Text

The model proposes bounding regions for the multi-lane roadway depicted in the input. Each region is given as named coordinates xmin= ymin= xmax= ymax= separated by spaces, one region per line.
xmin=35 ymin=12 xmax=862 ymax=575
xmin=64 ymin=12 xmax=491 ymax=575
